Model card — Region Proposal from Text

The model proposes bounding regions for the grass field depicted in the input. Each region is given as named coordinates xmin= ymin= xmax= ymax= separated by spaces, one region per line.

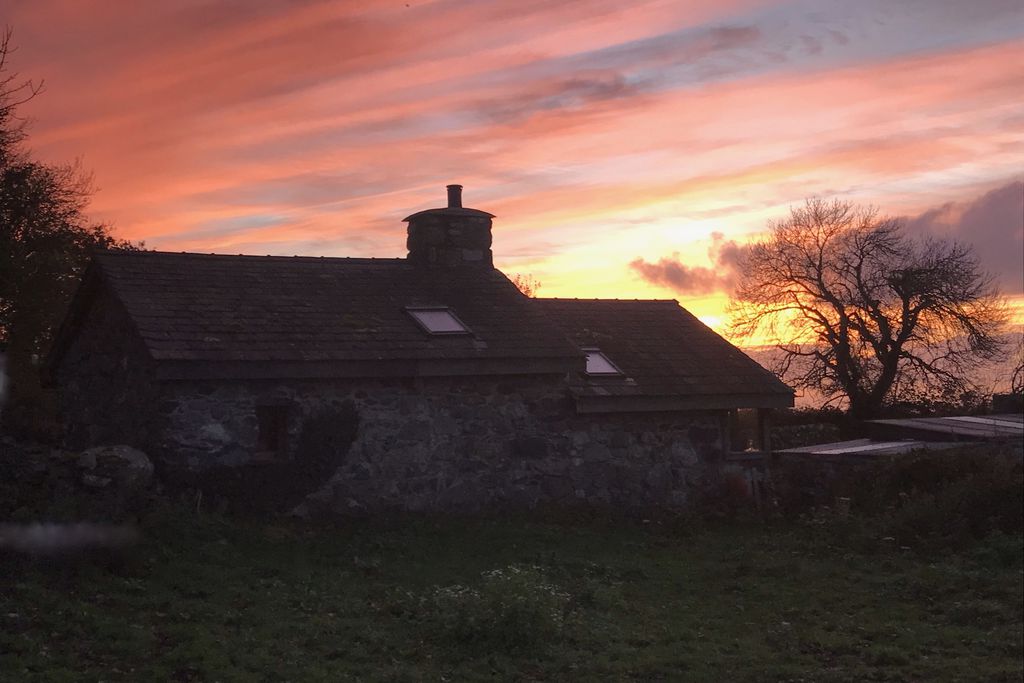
xmin=1 ymin=506 xmax=1021 ymax=682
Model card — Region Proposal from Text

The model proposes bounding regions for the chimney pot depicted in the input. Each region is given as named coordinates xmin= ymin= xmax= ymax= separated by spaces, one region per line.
xmin=446 ymin=184 xmax=463 ymax=208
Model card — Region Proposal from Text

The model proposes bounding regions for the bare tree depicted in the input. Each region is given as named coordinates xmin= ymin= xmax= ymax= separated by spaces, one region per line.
xmin=509 ymin=273 xmax=542 ymax=298
xmin=1011 ymin=335 xmax=1024 ymax=396
xmin=0 ymin=27 xmax=43 ymax=165
xmin=1 ymin=29 xmax=133 ymax=435
xmin=729 ymin=198 xmax=1008 ymax=419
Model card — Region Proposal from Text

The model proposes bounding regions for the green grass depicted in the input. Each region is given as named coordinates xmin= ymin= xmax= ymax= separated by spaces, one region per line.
xmin=1 ymin=509 xmax=1021 ymax=682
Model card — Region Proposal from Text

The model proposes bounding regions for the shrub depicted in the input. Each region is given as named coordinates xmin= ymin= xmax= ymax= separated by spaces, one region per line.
xmin=770 ymin=407 xmax=849 ymax=449
xmin=425 ymin=565 xmax=570 ymax=654
xmin=292 ymin=402 xmax=360 ymax=486
xmin=771 ymin=406 xmax=846 ymax=427
xmin=770 ymin=422 xmax=843 ymax=450
xmin=882 ymin=453 xmax=1023 ymax=549
xmin=795 ymin=445 xmax=1024 ymax=551
xmin=183 ymin=402 xmax=360 ymax=515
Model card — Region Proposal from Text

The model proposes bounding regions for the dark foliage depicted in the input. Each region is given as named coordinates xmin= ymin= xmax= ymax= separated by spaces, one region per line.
xmin=777 ymin=445 xmax=1024 ymax=552
xmin=508 ymin=272 xmax=542 ymax=297
xmin=0 ymin=437 xmax=155 ymax=523
xmin=1012 ymin=335 xmax=1024 ymax=396
xmin=769 ymin=406 xmax=846 ymax=449
xmin=0 ymin=30 xmax=135 ymax=437
xmin=844 ymin=447 xmax=1023 ymax=546
xmin=175 ymin=403 xmax=360 ymax=515
xmin=292 ymin=402 xmax=361 ymax=485
xmin=771 ymin=406 xmax=846 ymax=426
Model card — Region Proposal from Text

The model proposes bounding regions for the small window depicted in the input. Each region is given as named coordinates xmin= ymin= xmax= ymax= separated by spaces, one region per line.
xmin=729 ymin=408 xmax=764 ymax=452
xmin=406 ymin=307 xmax=470 ymax=334
xmin=583 ymin=347 xmax=622 ymax=375
xmin=256 ymin=405 xmax=288 ymax=455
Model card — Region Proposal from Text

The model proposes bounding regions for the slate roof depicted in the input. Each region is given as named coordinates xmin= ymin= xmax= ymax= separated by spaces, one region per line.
xmin=52 ymin=251 xmax=793 ymax=407
xmin=83 ymin=250 xmax=581 ymax=366
xmin=534 ymin=298 xmax=793 ymax=406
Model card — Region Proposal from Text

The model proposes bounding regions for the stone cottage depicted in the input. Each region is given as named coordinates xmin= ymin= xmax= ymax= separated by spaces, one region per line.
xmin=47 ymin=186 xmax=793 ymax=512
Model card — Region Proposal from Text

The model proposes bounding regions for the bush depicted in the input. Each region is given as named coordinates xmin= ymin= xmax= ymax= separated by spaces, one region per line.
xmin=772 ymin=406 xmax=846 ymax=426
xmin=292 ymin=402 xmax=360 ymax=486
xmin=425 ymin=565 xmax=570 ymax=654
xmin=881 ymin=453 xmax=1023 ymax=549
xmin=180 ymin=402 xmax=360 ymax=515
xmin=790 ymin=445 xmax=1024 ymax=552
xmin=770 ymin=407 xmax=847 ymax=449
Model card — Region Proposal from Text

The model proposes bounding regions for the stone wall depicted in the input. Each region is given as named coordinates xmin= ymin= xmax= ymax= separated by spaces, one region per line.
xmin=155 ymin=375 xmax=726 ymax=513
xmin=406 ymin=208 xmax=493 ymax=267
xmin=54 ymin=289 xmax=160 ymax=450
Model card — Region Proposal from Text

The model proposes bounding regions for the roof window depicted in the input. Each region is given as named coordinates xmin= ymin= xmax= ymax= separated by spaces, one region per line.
xmin=407 ymin=307 xmax=470 ymax=335
xmin=583 ymin=347 xmax=621 ymax=375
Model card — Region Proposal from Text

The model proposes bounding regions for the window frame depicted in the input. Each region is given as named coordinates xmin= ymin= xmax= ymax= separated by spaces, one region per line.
xmin=727 ymin=407 xmax=766 ymax=453
xmin=581 ymin=346 xmax=623 ymax=376
xmin=405 ymin=306 xmax=472 ymax=335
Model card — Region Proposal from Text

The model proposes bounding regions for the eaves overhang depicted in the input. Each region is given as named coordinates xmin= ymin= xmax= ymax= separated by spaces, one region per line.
xmin=153 ymin=355 xmax=583 ymax=381
xmin=574 ymin=392 xmax=795 ymax=414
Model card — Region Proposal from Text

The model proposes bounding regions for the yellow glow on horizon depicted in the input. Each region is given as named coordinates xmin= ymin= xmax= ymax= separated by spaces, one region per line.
xmin=2 ymin=0 xmax=1017 ymax=356
xmin=1007 ymin=297 xmax=1024 ymax=325
xmin=698 ymin=315 xmax=724 ymax=329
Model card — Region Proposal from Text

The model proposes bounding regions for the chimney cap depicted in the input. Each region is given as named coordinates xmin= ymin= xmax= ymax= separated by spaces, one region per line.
xmin=403 ymin=184 xmax=495 ymax=222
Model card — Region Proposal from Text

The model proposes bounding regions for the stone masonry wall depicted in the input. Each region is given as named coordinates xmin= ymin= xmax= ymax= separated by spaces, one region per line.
xmin=156 ymin=375 xmax=727 ymax=513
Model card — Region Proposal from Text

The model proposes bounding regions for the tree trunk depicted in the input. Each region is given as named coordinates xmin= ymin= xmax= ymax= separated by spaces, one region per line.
xmin=847 ymin=391 xmax=883 ymax=421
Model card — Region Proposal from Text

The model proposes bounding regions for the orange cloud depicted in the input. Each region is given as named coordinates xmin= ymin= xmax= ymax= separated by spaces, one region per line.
xmin=4 ymin=0 xmax=1021 ymax=338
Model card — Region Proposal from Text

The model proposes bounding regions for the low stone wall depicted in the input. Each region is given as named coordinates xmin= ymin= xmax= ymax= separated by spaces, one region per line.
xmin=155 ymin=375 xmax=726 ymax=513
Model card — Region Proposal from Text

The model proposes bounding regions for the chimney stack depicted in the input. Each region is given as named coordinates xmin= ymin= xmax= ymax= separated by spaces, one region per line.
xmin=446 ymin=184 xmax=462 ymax=208
xmin=405 ymin=185 xmax=495 ymax=268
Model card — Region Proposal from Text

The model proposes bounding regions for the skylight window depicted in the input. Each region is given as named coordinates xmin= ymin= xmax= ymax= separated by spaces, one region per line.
xmin=583 ymin=347 xmax=621 ymax=375
xmin=407 ymin=307 xmax=470 ymax=335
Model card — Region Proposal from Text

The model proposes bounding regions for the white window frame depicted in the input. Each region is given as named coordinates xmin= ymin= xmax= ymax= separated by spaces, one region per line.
xmin=582 ymin=347 xmax=622 ymax=376
xmin=406 ymin=306 xmax=471 ymax=335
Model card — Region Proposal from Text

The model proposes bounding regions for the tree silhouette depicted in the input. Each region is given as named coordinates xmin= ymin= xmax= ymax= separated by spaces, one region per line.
xmin=729 ymin=198 xmax=1008 ymax=419
xmin=1 ymin=29 xmax=134 ymax=434
xmin=509 ymin=273 xmax=542 ymax=298
xmin=1011 ymin=336 xmax=1024 ymax=397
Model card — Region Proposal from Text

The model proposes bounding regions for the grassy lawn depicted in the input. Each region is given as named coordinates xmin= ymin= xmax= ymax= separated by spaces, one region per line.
xmin=1 ymin=507 xmax=1020 ymax=682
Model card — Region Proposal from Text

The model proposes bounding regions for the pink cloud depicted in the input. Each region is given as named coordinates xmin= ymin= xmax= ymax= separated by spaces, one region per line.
xmin=3 ymin=0 xmax=1020 ymax=277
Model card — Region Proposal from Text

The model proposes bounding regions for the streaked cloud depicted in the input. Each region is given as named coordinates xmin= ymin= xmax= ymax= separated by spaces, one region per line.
xmin=5 ymin=0 xmax=1023 ymax=328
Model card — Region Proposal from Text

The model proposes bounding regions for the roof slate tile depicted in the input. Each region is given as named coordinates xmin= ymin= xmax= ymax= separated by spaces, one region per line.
xmin=94 ymin=251 xmax=580 ymax=364
xmin=81 ymin=251 xmax=791 ymax=402
xmin=534 ymin=298 xmax=792 ymax=399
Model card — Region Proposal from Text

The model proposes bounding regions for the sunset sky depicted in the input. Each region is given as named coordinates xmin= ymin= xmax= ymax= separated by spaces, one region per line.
xmin=7 ymin=0 xmax=1024 ymax=331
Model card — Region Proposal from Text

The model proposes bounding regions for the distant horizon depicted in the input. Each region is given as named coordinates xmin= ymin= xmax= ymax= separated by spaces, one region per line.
xmin=740 ymin=334 xmax=1023 ymax=403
